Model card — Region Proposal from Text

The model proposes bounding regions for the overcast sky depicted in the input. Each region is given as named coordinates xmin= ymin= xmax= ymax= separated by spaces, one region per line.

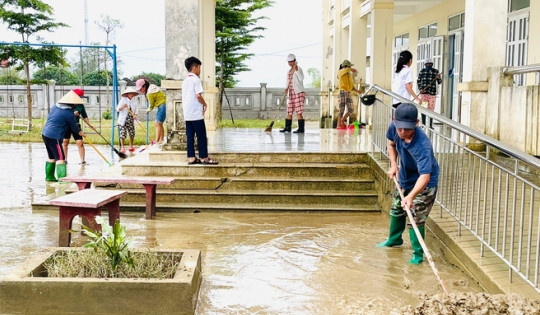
xmin=0 ymin=0 xmax=322 ymax=88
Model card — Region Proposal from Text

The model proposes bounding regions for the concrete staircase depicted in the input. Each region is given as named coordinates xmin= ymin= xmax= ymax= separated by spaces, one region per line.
xmin=107 ymin=151 xmax=380 ymax=213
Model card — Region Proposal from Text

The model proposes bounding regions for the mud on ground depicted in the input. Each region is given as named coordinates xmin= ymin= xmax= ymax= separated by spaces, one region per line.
xmin=401 ymin=292 xmax=540 ymax=314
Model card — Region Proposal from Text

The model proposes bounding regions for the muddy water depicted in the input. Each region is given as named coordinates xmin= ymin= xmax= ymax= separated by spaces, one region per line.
xmin=0 ymin=142 xmax=120 ymax=277
xmin=115 ymin=212 xmax=482 ymax=314
xmin=0 ymin=142 xmax=485 ymax=314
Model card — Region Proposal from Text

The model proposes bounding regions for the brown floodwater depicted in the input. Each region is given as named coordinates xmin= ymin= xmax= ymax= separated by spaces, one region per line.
xmin=0 ymin=142 xmax=487 ymax=314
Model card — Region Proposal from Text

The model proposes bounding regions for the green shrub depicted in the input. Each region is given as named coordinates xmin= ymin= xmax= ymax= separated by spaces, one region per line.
xmin=102 ymin=109 xmax=112 ymax=120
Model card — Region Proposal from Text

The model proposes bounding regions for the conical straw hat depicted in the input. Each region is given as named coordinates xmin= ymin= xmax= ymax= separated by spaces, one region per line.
xmin=122 ymin=87 xmax=139 ymax=96
xmin=58 ymin=90 xmax=85 ymax=105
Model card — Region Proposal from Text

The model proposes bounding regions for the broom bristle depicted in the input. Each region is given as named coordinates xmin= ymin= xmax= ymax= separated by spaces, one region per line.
xmin=264 ymin=121 xmax=274 ymax=132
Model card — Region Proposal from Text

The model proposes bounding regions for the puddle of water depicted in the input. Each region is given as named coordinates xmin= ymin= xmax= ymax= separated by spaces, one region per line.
xmin=0 ymin=142 xmax=120 ymax=276
xmin=102 ymin=212 xmax=480 ymax=314
xmin=0 ymin=142 xmax=484 ymax=314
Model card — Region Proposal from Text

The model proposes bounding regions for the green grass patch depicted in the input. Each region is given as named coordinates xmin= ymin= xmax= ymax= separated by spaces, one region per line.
xmin=43 ymin=250 xmax=182 ymax=279
xmin=0 ymin=118 xmax=155 ymax=145
xmin=0 ymin=118 xmax=306 ymax=143
xmin=219 ymin=119 xmax=286 ymax=128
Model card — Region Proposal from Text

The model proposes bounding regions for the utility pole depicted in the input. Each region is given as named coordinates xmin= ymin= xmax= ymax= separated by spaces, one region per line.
xmin=84 ymin=0 xmax=89 ymax=45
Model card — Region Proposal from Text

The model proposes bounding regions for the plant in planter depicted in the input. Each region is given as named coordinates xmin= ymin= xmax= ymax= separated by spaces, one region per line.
xmin=45 ymin=217 xmax=182 ymax=279
xmin=83 ymin=216 xmax=134 ymax=272
xmin=0 ymin=216 xmax=202 ymax=314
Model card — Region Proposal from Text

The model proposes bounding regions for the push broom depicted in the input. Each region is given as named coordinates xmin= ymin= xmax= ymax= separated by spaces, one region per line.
xmin=82 ymin=120 xmax=127 ymax=159
xmin=264 ymin=93 xmax=287 ymax=132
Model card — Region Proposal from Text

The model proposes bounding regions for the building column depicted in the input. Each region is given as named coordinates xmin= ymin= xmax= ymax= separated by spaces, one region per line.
xmin=459 ymin=0 xmax=507 ymax=135
xmin=163 ymin=0 xmax=216 ymax=150
xmin=260 ymin=83 xmax=267 ymax=112
xmin=330 ymin=0 xmax=342 ymax=127
xmin=367 ymin=1 xmax=394 ymax=91
xmin=320 ymin=0 xmax=336 ymax=127
xmin=350 ymin=9 xmax=368 ymax=124
xmin=527 ymin=1 xmax=539 ymax=84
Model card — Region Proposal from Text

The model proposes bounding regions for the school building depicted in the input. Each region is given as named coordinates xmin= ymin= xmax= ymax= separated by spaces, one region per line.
xmin=322 ymin=0 xmax=540 ymax=155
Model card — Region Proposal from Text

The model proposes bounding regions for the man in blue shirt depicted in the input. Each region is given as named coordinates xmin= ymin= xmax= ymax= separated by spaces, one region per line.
xmin=377 ymin=103 xmax=439 ymax=264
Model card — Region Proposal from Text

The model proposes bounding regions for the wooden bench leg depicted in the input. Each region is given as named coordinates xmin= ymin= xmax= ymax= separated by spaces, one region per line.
xmin=76 ymin=182 xmax=92 ymax=190
xmin=143 ymin=184 xmax=157 ymax=219
xmin=59 ymin=206 xmax=101 ymax=247
xmin=104 ymin=199 xmax=121 ymax=225
xmin=73 ymin=183 xmax=92 ymax=231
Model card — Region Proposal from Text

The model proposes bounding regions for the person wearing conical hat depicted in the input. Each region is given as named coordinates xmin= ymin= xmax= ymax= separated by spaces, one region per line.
xmin=42 ymin=90 xmax=86 ymax=182
xmin=116 ymin=87 xmax=139 ymax=153
xmin=62 ymin=88 xmax=95 ymax=165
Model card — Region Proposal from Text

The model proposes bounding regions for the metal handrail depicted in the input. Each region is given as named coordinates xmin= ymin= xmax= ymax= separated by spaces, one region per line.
xmin=502 ymin=63 xmax=540 ymax=75
xmin=371 ymin=84 xmax=540 ymax=167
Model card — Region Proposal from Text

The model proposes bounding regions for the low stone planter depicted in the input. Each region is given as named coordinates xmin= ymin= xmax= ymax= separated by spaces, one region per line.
xmin=0 ymin=248 xmax=202 ymax=314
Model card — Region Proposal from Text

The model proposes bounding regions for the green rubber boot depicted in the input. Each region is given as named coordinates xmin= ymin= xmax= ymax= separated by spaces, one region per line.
xmin=45 ymin=161 xmax=57 ymax=182
xmin=376 ymin=215 xmax=406 ymax=247
xmin=409 ymin=226 xmax=425 ymax=265
xmin=56 ymin=163 xmax=67 ymax=180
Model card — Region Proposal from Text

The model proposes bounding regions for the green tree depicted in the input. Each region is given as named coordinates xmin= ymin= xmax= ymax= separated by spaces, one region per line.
xmin=307 ymin=67 xmax=321 ymax=89
xmin=131 ymin=72 xmax=165 ymax=86
xmin=95 ymin=15 xmax=123 ymax=89
xmin=83 ymin=70 xmax=113 ymax=86
xmin=71 ymin=45 xmax=102 ymax=81
xmin=0 ymin=68 xmax=24 ymax=84
xmin=33 ymin=66 xmax=79 ymax=85
xmin=0 ymin=0 xmax=68 ymax=129
xmin=215 ymin=0 xmax=272 ymax=122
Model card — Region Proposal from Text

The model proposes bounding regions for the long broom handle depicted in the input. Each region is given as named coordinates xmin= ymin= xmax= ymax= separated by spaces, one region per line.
xmin=392 ymin=176 xmax=449 ymax=294
xmin=83 ymin=135 xmax=112 ymax=167
xmin=272 ymin=93 xmax=288 ymax=121
xmin=127 ymin=106 xmax=154 ymax=144
xmin=127 ymin=107 xmax=146 ymax=133
xmin=81 ymin=119 xmax=126 ymax=158
xmin=419 ymin=73 xmax=441 ymax=92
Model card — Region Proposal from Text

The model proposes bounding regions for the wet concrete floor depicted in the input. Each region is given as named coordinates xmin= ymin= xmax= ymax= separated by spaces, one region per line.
xmin=0 ymin=126 xmax=485 ymax=313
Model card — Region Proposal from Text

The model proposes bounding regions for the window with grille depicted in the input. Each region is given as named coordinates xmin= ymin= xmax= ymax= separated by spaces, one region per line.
xmin=506 ymin=4 xmax=529 ymax=85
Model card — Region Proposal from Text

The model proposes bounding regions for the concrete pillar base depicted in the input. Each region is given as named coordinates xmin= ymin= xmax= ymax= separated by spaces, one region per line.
xmin=163 ymin=130 xmax=187 ymax=151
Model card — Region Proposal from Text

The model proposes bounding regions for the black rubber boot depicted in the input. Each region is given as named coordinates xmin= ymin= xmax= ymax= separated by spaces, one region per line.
xmin=280 ymin=119 xmax=292 ymax=133
xmin=293 ymin=119 xmax=305 ymax=133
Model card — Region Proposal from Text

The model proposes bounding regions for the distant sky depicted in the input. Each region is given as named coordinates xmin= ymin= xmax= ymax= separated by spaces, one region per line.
xmin=0 ymin=0 xmax=322 ymax=88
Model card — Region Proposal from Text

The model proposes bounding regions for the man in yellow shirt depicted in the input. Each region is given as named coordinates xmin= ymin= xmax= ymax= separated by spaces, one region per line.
xmin=337 ymin=59 xmax=361 ymax=129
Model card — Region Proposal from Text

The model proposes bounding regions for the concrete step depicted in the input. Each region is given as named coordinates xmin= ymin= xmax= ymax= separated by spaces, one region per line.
xmin=120 ymin=162 xmax=372 ymax=178
xmin=94 ymin=177 xmax=227 ymax=190
xmin=148 ymin=151 xmax=368 ymax=164
xmin=34 ymin=200 xmax=380 ymax=213
xmin=110 ymin=188 xmax=379 ymax=205
xmin=140 ymin=202 xmax=380 ymax=213
xmin=225 ymin=177 xmax=375 ymax=191
xmin=95 ymin=177 xmax=374 ymax=191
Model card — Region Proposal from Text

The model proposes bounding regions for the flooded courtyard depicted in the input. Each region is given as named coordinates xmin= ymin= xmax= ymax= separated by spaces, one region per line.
xmin=0 ymin=140 xmax=487 ymax=314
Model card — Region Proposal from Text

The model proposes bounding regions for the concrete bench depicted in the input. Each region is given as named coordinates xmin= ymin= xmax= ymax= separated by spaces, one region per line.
xmin=50 ymin=189 xmax=128 ymax=247
xmin=61 ymin=176 xmax=176 ymax=219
